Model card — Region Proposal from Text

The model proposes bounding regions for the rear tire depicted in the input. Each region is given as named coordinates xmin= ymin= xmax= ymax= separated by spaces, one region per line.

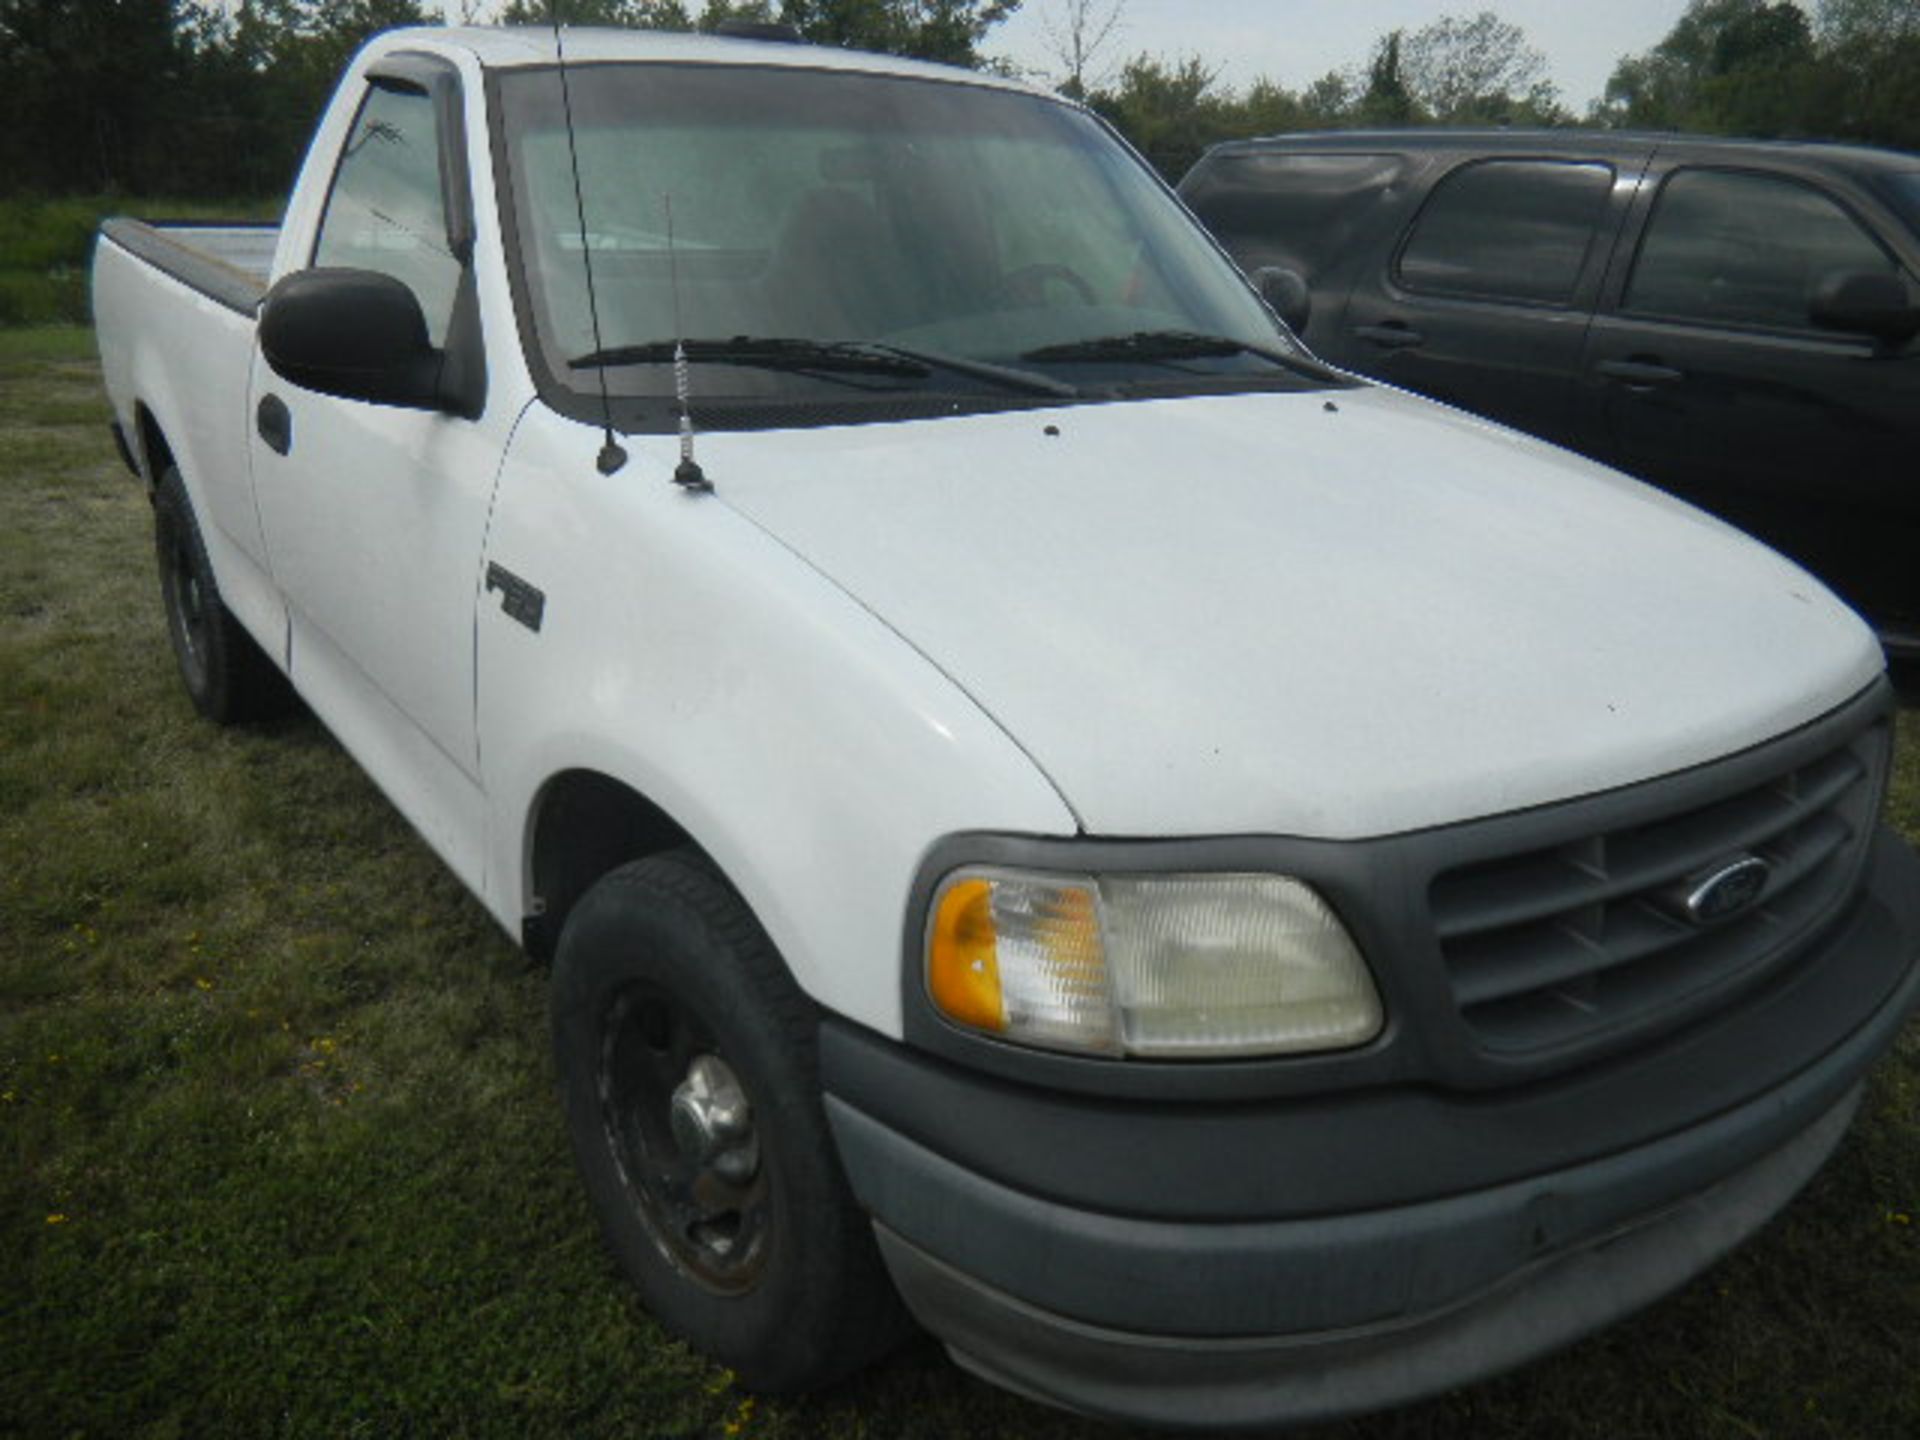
xmin=551 ymin=851 xmax=910 ymax=1391
xmin=153 ymin=466 xmax=281 ymax=724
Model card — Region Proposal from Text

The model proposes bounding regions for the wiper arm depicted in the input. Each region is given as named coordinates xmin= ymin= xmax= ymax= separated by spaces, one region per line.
xmin=860 ymin=341 xmax=1077 ymax=399
xmin=566 ymin=336 xmax=1076 ymax=398
xmin=1021 ymin=329 xmax=1312 ymax=369
xmin=567 ymin=336 xmax=931 ymax=378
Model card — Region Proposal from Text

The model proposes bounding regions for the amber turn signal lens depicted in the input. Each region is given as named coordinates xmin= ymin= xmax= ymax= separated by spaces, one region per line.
xmin=927 ymin=876 xmax=1005 ymax=1031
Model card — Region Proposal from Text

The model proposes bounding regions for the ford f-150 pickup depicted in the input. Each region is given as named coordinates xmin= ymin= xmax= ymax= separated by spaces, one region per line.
xmin=92 ymin=23 xmax=1920 ymax=1430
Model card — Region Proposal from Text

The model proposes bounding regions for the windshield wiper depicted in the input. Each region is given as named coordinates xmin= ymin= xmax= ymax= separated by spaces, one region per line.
xmin=1021 ymin=329 xmax=1316 ymax=371
xmin=568 ymin=336 xmax=928 ymax=378
xmin=568 ymin=336 xmax=1076 ymax=398
xmin=870 ymin=341 xmax=1077 ymax=398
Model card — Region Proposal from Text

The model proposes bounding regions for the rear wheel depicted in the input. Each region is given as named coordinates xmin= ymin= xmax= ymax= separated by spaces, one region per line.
xmin=551 ymin=852 xmax=909 ymax=1390
xmin=153 ymin=466 xmax=281 ymax=723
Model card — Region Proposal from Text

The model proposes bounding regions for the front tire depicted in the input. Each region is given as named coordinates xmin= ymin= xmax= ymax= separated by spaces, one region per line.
xmin=153 ymin=466 xmax=280 ymax=724
xmin=551 ymin=852 xmax=908 ymax=1391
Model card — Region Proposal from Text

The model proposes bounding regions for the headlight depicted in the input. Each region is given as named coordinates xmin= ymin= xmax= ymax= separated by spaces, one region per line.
xmin=925 ymin=868 xmax=1382 ymax=1059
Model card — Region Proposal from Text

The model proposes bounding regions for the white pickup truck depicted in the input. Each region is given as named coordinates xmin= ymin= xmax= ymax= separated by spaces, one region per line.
xmin=92 ymin=23 xmax=1920 ymax=1430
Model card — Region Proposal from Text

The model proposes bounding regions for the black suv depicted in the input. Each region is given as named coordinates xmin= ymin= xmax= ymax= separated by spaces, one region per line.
xmin=1180 ymin=131 xmax=1920 ymax=655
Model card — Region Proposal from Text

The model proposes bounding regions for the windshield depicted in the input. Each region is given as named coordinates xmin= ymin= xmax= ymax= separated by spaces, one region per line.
xmin=496 ymin=62 xmax=1315 ymax=422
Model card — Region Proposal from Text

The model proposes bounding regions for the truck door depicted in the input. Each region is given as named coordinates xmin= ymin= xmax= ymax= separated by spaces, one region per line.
xmin=1341 ymin=152 xmax=1645 ymax=452
xmin=248 ymin=57 xmax=504 ymax=856
xmin=1582 ymin=162 xmax=1919 ymax=637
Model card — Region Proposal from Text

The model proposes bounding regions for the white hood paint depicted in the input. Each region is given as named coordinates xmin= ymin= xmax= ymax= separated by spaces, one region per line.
xmin=712 ymin=385 xmax=1882 ymax=840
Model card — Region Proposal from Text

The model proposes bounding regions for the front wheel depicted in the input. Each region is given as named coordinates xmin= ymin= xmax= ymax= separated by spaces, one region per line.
xmin=550 ymin=852 xmax=908 ymax=1390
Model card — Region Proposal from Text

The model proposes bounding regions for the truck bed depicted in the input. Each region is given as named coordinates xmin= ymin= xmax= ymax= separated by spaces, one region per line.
xmin=98 ymin=218 xmax=278 ymax=314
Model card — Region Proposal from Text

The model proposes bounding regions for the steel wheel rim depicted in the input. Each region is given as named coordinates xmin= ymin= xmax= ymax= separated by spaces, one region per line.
xmin=596 ymin=981 xmax=772 ymax=1294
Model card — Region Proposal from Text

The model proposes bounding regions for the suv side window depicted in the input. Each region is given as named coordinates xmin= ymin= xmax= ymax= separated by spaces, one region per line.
xmin=313 ymin=82 xmax=461 ymax=345
xmin=1625 ymin=168 xmax=1898 ymax=332
xmin=1396 ymin=159 xmax=1614 ymax=306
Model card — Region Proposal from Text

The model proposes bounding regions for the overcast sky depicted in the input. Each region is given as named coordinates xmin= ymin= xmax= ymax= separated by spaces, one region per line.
xmin=981 ymin=1 xmax=1705 ymax=113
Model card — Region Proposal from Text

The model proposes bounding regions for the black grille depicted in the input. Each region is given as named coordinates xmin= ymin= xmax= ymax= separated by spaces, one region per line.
xmin=1429 ymin=721 xmax=1891 ymax=1053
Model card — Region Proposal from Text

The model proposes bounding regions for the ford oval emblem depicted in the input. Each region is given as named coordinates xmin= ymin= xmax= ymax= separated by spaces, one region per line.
xmin=1684 ymin=856 xmax=1771 ymax=924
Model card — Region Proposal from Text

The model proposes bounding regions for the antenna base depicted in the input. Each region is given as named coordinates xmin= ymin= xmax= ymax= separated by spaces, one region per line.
xmin=674 ymin=457 xmax=712 ymax=493
xmin=597 ymin=441 xmax=628 ymax=475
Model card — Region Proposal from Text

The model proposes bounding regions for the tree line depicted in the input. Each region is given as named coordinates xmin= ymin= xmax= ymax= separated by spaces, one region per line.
xmin=1 ymin=0 xmax=1916 ymax=200
xmin=1089 ymin=1 xmax=1920 ymax=179
xmin=0 ymin=1 xmax=1019 ymax=196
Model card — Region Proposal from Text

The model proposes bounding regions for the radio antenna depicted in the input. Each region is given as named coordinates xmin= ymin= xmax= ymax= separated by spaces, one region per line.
xmin=663 ymin=195 xmax=710 ymax=492
xmin=549 ymin=3 xmax=627 ymax=476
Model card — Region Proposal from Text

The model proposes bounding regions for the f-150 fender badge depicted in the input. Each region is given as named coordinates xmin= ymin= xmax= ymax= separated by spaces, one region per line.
xmin=485 ymin=562 xmax=545 ymax=633
xmin=1682 ymin=856 xmax=1771 ymax=924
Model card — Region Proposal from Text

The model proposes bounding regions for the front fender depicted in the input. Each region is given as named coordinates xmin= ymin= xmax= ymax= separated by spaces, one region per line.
xmin=478 ymin=405 xmax=1077 ymax=1040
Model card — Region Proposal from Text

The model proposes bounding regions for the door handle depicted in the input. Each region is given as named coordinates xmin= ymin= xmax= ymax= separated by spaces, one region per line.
xmin=1354 ymin=323 xmax=1426 ymax=350
xmin=1596 ymin=359 xmax=1684 ymax=388
xmin=256 ymin=394 xmax=293 ymax=456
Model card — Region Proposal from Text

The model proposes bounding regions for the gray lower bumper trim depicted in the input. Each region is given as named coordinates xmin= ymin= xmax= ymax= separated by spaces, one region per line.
xmin=875 ymin=1088 xmax=1860 ymax=1432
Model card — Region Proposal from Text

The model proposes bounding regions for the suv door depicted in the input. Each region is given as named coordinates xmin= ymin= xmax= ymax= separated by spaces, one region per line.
xmin=1340 ymin=149 xmax=1648 ymax=447
xmin=1584 ymin=161 xmax=1920 ymax=639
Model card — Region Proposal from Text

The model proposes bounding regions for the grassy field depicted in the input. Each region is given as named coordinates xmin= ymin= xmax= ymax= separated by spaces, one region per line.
xmin=2 ymin=329 xmax=1916 ymax=1438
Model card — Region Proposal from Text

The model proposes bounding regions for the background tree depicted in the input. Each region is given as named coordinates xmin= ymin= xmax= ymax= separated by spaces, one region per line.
xmin=6 ymin=3 xmax=1918 ymax=206
xmin=779 ymin=0 xmax=1019 ymax=66
xmin=1402 ymin=9 xmax=1566 ymax=124
xmin=497 ymin=1 xmax=699 ymax=25
xmin=0 ymin=0 xmax=200 ymax=194
xmin=1593 ymin=0 xmax=1820 ymax=136
xmin=1355 ymin=30 xmax=1420 ymax=125
xmin=1088 ymin=54 xmax=1230 ymax=179
xmin=1039 ymin=0 xmax=1125 ymax=98
xmin=192 ymin=1 xmax=432 ymax=196
xmin=1812 ymin=0 xmax=1920 ymax=148
xmin=1817 ymin=0 xmax=1920 ymax=44
xmin=503 ymin=0 xmax=1023 ymax=66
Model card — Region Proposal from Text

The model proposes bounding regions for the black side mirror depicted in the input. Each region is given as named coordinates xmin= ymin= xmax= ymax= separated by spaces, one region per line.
xmin=1809 ymin=269 xmax=1920 ymax=346
xmin=260 ymin=268 xmax=445 ymax=409
xmin=1252 ymin=265 xmax=1311 ymax=336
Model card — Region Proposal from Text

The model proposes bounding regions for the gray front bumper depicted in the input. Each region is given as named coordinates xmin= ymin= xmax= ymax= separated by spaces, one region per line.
xmin=868 ymin=1088 xmax=1859 ymax=1430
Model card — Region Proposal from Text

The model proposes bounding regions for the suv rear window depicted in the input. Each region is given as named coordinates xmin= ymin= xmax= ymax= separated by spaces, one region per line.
xmin=1180 ymin=151 xmax=1406 ymax=281
xmin=1396 ymin=159 xmax=1613 ymax=306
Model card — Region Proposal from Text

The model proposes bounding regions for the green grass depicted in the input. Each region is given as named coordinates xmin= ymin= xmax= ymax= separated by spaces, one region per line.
xmin=1 ymin=332 xmax=1916 ymax=1438
xmin=0 ymin=325 xmax=95 ymax=363
xmin=0 ymin=196 xmax=282 ymax=327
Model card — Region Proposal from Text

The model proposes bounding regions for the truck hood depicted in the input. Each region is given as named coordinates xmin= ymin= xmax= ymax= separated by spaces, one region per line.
xmin=710 ymin=385 xmax=1882 ymax=839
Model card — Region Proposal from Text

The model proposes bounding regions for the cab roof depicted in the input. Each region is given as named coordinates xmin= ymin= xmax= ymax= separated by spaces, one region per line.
xmin=375 ymin=23 xmax=1036 ymax=96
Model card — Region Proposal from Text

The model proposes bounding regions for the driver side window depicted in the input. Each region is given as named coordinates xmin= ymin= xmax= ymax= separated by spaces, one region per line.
xmin=313 ymin=83 xmax=461 ymax=345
